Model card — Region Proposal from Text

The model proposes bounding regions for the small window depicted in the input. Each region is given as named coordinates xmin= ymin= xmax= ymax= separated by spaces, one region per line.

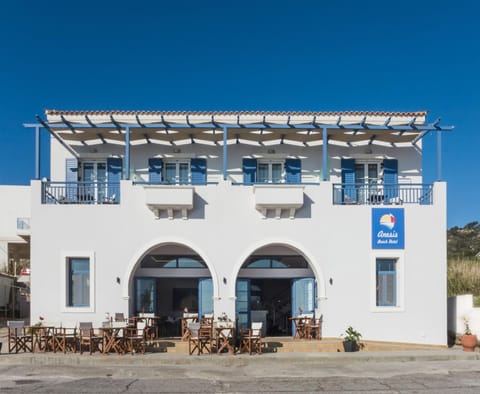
xmin=141 ymin=255 xmax=207 ymax=268
xmin=67 ymin=258 xmax=90 ymax=307
xmin=257 ymin=160 xmax=284 ymax=183
xmin=164 ymin=160 xmax=190 ymax=184
xmin=376 ymin=258 xmax=396 ymax=306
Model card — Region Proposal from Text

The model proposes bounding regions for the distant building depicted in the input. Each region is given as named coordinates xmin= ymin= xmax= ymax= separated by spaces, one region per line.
xmin=15 ymin=109 xmax=452 ymax=345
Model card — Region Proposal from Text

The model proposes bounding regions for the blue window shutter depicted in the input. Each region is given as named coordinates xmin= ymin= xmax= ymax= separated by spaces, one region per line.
xmin=65 ymin=158 xmax=78 ymax=201
xmin=107 ymin=158 xmax=122 ymax=202
xmin=242 ymin=158 xmax=257 ymax=184
xmin=383 ymin=159 xmax=398 ymax=199
xmin=285 ymin=158 xmax=301 ymax=184
xmin=148 ymin=158 xmax=163 ymax=183
xmin=191 ymin=158 xmax=207 ymax=185
xmin=341 ymin=159 xmax=356 ymax=202
xmin=198 ymin=278 xmax=213 ymax=318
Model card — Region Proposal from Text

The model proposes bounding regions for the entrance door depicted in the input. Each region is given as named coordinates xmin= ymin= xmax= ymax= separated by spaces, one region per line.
xmin=236 ymin=279 xmax=250 ymax=331
xmin=198 ymin=278 xmax=213 ymax=318
xmin=291 ymin=278 xmax=315 ymax=331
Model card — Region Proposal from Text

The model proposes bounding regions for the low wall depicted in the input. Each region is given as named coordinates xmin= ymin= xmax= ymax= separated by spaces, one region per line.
xmin=447 ymin=294 xmax=480 ymax=336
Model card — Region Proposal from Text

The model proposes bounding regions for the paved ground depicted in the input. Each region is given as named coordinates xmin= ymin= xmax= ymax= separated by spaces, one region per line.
xmin=1 ymin=356 xmax=480 ymax=393
xmin=2 ymin=326 xmax=480 ymax=393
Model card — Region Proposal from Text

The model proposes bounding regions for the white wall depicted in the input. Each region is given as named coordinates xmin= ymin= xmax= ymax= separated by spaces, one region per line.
xmin=29 ymin=177 xmax=447 ymax=345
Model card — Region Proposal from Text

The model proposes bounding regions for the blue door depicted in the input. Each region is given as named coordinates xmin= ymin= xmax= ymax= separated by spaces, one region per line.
xmin=236 ymin=279 xmax=251 ymax=331
xmin=198 ymin=278 xmax=213 ymax=318
xmin=291 ymin=278 xmax=315 ymax=331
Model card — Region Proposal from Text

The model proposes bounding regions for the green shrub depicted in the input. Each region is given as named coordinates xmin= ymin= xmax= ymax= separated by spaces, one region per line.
xmin=448 ymin=259 xmax=480 ymax=297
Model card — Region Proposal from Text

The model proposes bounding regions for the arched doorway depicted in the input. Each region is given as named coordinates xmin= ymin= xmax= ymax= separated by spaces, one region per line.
xmin=236 ymin=244 xmax=316 ymax=337
xmin=130 ymin=243 xmax=213 ymax=337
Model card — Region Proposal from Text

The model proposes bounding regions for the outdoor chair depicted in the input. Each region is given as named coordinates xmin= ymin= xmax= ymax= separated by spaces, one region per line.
xmin=7 ymin=320 xmax=33 ymax=353
xmin=308 ymin=316 xmax=323 ymax=340
xmin=78 ymin=322 xmax=103 ymax=355
xmin=115 ymin=312 xmax=127 ymax=322
xmin=181 ymin=313 xmax=199 ymax=341
xmin=188 ymin=322 xmax=201 ymax=355
xmin=240 ymin=322 xmax=263 ymax=355
xmin=125 ymin=320 xmax=147 ymax=355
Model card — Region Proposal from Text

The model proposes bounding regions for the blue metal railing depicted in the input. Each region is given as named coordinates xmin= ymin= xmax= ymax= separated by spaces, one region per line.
xmin=332 ymin=183 xmax=433 ymax=205
xmin=41 ymin=181 xmax=120 ymax=205
xmin=133 ymin=181 xmax=219 ymax=186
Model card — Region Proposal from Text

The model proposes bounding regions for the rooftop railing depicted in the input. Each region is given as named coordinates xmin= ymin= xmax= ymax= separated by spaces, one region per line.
xmin=41 ymin=181 xmax=120 ymax=205
xmin=332 ymin=183 xmax=433 ymax=205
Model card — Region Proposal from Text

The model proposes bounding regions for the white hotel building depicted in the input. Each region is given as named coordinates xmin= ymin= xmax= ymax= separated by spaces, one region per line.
xmin=17 ymin=109 xmax=452 ymax=345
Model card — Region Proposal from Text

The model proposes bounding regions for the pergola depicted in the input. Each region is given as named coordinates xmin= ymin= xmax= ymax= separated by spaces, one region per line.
xmin=24 ymin=110 xmax=453 ymax=182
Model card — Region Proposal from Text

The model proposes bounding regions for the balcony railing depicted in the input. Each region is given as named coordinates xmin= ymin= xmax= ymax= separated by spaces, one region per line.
xmin=42 ymin=181 xmax=120 ymax=205
xmin=332 ymin=183 xmax=433 ymax=205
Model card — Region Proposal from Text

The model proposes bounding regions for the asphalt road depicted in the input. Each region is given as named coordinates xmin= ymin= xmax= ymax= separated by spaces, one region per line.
xmin=1 ymin=359 xmax=480 ymax=393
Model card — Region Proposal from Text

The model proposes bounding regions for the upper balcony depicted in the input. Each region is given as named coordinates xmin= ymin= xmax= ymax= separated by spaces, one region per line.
xmin=332 ymin=183 xmax=433 ymax=205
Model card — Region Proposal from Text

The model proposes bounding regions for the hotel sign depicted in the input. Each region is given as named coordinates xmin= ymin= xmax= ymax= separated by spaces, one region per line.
xmin=372 ymin=208 xmax=404 ymax=249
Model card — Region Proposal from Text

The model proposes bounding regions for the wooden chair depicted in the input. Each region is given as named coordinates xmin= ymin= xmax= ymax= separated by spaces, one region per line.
xmin=125 ymin=320 xmax=147 ymax=355
xmin=181 ymin=313 xmax=198 ymax=341
xmin=7 ymin=321 xmax=33 ymax=353
xmin=240 ymin=322 xmax=263 ymax=355
xmin=198 ymin=326 xmax=213 ymax=354
xmin=188 ymin=322 xmax=201 ymax=355
xmin=308 ymin=316 xmax=323 ymax=340
xmin=115 ymin=313 xmax=127 ymax=322
xmin=78 ymin=322 xmax=103 ymax=355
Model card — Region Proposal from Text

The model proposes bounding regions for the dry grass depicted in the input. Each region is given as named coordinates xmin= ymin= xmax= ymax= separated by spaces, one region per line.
xmin=448 ymin=259 xmax=480 ymax=297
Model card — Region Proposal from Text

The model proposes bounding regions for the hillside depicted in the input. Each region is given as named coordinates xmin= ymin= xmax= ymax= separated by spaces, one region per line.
xmin=447 ymin=221 xmax=480 ymax=260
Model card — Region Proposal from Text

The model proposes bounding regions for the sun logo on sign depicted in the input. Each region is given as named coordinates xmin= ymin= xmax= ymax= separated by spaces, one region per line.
xmin=379 ymin=213 xmax=396 ymax=230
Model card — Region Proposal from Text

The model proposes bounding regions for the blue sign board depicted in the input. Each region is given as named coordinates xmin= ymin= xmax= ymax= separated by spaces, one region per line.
xmin=372 ymin=208 xmax=405 ymax=249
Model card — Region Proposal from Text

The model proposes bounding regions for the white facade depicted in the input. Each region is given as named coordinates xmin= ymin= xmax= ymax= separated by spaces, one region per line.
xmin=26 ymin=110 xmax=448 ymax=345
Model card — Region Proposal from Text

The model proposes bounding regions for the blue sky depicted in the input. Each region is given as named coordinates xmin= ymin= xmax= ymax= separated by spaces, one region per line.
xmin=0 ymin=0 xmax=478 ymax=228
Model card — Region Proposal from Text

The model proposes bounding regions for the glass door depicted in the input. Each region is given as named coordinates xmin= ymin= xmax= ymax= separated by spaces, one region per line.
xmin=355 ymin=162 xmax=380 ymax=203
xmin=236 ymin=279 xmax=251 ymax=331
xmin=291 ymin=278 xmax=315 ymax=332
xmin=82 ymin=161 xmax=107 ymax=202
xmin=135 ymin=278 xmax=156 ymax=314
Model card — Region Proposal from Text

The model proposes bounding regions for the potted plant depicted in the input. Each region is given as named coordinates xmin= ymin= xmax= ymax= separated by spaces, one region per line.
xmin=342 ymin=326 xmax=362 ymax=352
xmin=461 ymin=317 xmax=477 ymax=352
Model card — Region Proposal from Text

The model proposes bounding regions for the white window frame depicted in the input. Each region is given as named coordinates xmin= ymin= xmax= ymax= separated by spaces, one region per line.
xmin=355 ymin=159 xmax=382 ymax=185
xmin=370 ymin=250 xmax=404 ymax=313
xmin=164 ymin=159 xmax=191 ymax=184
xmin=61 ymin=251 xmax=95 ymax=313
xmin=257 ymin=160 xmax=285 ymax=183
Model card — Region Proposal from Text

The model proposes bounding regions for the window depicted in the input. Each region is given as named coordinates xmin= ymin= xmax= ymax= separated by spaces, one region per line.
xmin=376 ymin=258 xmax=396 ymax=307
xmin=67 ymin=258 xmax=90 ymax=307
xmin=141 ymin=255 xmax=207 ymax=268
xmin=355 ymin=161 xmax=381 ymax=185
xmin=164 ymin=160 xmax=190 ymax=184
xmin=257 ymin=160 xmax=284 ymax=183
xmin=244 ymin=256 xmax=309 ymax=269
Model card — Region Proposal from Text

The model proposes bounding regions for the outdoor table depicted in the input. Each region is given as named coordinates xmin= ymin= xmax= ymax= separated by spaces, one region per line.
xmin=100 ymin=326 xmax=125 ymax=354
xmin=215 ymin=325 xmax=235 ymax=354
xmin=31 ymin=326 xmax=55 ymax=352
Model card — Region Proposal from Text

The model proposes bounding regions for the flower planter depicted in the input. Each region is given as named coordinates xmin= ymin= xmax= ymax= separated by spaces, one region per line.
xmin=461 ymin=334 xmax=478 ymax=352
xmin=343 ymin=340 xmax=359 ymax=352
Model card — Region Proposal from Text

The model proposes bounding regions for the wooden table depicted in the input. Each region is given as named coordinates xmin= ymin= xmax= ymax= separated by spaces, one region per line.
xmin=289 ymin=317 xmax=309 ymax=339
xmin=31 ymin=326 xmax=54 ymax=352
xmin=215 ymin=326 xmax=235 ymax=354
xmin=100 ymin=327 xmax=125 ymax=354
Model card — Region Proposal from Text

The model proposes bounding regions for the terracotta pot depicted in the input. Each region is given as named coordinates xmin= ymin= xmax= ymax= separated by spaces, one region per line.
xmin=461 ymin=334 xmax=477 ymax=352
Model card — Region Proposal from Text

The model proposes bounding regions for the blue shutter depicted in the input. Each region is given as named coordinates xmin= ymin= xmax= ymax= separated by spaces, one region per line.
xmin=191 ymin=158 xmax=207 ymax=185
xmin=291 ymin=278 xmax=315 ymax=333
xmin=107 ymin=158 xmax=122 ymax=203
xmin=198 ymin=278 xmax=213 ymax=318
xmin=242 ymin=158 xmax=257 ymax=184
xmin=148 ymin=158 xmax=163 ymax=184
xmin=383 ymin=159 xmax=398 ymax=199
xmin=341 ymin=159 xmax=356 ymax=203
xmin=285 ymin=158 xmax=301 ymax=184
xmin=65 ymin=158 xmax=78 ymax=202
